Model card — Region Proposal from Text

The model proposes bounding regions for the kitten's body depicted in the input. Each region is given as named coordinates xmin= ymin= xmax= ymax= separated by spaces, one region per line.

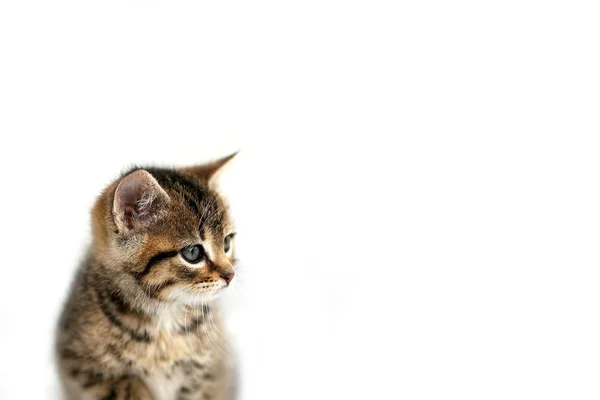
xmin=56 ymin=156 xmax=239 ymax=400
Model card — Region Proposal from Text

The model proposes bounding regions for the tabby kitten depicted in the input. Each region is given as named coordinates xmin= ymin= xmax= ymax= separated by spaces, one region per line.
xmin=56 ymin=154 xmax=239 ymax=400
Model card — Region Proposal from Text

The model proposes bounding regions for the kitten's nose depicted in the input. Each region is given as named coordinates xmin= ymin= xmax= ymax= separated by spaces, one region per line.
xmin=221 ymin=272 xmax=235 ymax=285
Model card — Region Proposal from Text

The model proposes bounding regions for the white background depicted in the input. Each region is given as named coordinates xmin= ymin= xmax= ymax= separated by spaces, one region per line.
xmin=1 ymin=0 xmax=599 ymax=399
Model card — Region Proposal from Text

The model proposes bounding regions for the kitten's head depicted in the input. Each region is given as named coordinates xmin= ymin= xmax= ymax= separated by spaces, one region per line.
xmin=91 ymin=153 xmax=238 ymax=305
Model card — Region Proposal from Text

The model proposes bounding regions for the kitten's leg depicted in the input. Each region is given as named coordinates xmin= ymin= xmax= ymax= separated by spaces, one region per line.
xmin=176 ymin=370 xmax=236 ymax=400
xmin=110 ymin=378 xmax=154 ymax=400
xmin=62 ymin=375 xmax=153 ymax=400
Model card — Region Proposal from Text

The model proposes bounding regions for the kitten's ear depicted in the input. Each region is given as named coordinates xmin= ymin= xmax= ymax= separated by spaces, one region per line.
xmin=179 ymin=152 xmax=238 ymax=188
xmin=112 ymin=170 xmax=170 ymax=233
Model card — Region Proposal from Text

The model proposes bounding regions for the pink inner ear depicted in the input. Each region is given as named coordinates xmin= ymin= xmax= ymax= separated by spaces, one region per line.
xmin=122 ymin=206 xmax=138 ymax=230
xmin=114 ymin=170 xmax=167 ymax=231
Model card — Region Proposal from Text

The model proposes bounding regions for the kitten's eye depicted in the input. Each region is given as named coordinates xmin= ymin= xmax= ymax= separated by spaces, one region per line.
xmin=180 ymin=245 xmax=204 ymax=263
xmin=224 ymin=234 xmax=234 ymax=253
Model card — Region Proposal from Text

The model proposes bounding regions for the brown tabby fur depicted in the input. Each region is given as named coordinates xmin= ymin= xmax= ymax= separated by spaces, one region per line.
xmin=56 ymin=154 xmax=239 ymax=400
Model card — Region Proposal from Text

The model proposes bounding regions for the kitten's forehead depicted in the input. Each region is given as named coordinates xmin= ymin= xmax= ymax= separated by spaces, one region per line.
xmin=197 ymin=196 xmax=227 ymax=239
xmin=141 ymin=167 xmax=231 ymax=238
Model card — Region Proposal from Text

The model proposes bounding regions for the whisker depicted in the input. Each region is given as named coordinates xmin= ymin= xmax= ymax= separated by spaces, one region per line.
xmin=186 ymin=291 xmax=204 ymax=365
xmin=202 ymin=293 xmax=226 ymax=356
xmin=195 ymin=292 xmax=206 ymax=355
xmin=201 ymin=294 xmax=218 ymax=353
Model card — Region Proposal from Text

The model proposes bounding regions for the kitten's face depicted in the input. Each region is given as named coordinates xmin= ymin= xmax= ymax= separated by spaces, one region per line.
xmin=94 ymin=155 xmax=238 ymax=305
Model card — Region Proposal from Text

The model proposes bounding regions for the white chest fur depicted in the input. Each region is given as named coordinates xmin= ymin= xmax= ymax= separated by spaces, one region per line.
xmin=135 ymin=304 xmax=216 ymax=400
xmin=143 ymin=368 xmax=186 ymax=400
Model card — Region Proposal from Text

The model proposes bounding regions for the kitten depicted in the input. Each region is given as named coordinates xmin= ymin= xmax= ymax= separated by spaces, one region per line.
xmin=56 ymin=153 xmax=239 ymax=400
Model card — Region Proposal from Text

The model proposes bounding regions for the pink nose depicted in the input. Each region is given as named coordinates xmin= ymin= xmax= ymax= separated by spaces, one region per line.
xmin=221 ymin=272 xmax=235 ymax=285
